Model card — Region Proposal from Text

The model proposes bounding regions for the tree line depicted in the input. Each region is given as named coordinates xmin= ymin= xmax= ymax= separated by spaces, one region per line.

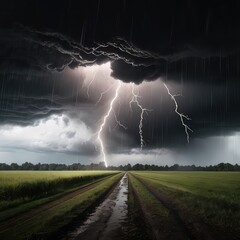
xmin=0 ymin=162 xmax=240 ymax=171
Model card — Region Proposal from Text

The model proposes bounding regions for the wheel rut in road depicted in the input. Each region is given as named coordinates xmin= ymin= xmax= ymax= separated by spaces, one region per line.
xmin=63 ymin=173 xmax=128 ymax=240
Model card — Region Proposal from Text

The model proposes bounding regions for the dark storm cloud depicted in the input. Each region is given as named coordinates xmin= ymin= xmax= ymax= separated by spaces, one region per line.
xmin=0 ymin=63 xmax=89 ymax=125
xmin=1 ymin=0 xmax=240 ymax=150
xmin=1 ymin=0 xmax=240 ymax=84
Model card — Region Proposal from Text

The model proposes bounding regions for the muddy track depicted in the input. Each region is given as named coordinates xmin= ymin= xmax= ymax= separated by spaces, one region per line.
xmin=63 ymin=173 xmax=128 ymax=240
xmin=55 ymin=173 xmax=124 ymax=240
xmin=133 ymin=174 xmax=222 ymax=240
xmin=0 ymin=175 xmax=115 ymax=231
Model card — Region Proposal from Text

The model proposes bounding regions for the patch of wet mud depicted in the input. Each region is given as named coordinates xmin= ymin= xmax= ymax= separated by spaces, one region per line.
xmin=63 ymin=173 xmax=128 ymax=240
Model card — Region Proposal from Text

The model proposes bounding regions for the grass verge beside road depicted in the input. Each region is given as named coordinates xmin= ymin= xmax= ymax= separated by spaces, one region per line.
xmin=131 ymin=171 xmax=240 ymax=238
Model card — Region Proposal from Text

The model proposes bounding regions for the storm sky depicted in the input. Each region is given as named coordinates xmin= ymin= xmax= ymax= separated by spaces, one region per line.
xmin=0 ymin=0 xmax=240 ymax=166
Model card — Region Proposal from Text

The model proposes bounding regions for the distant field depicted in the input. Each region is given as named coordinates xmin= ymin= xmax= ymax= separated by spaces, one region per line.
xmin=132 ymin=171 xmax=240 ymax=197
xmin=0 ymin=171 xmax=118 ymax=213
xmin=129 ymin=171 xmax=240 ymax=238
xmin=0 ymin=171 xmax=116 ymax=187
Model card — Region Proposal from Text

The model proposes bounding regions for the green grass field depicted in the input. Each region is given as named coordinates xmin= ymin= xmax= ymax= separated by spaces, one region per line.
xmin=130 ymin=171 xmax=240 ymax=237
xmin=0 ymin=172 xmax=123 ymax=240
xmin=0 ymin=170 xmax=117 ymax=187
xmin=1 ymin=170 xmax=240 ymax=239
xmin=0 ymin=171 xmax=119 ymax=217
xmin=0 ymin=171 xmax=117 ymax=198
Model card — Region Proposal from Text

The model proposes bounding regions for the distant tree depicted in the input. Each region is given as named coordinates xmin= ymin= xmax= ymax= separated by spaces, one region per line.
xmin=126 ymin=164 xmax=132 ymax=171
xmin=0 ymin=162 xmax=240 ymax=171
xmin=22 ymin=162 xmax=34 ymax=170
xmin=10 ymin=163 xmax=19 ymax=170
xmin=164 ymin=165 xmax=169 ymax=171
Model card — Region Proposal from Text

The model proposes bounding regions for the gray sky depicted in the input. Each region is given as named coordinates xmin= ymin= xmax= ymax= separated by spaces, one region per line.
xmin=1 ymin=1 xmax=240 ymax=167
xmin=0 ymin=63 xmax=240 ymax=166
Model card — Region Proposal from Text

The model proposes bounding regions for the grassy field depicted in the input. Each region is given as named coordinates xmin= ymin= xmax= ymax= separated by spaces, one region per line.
xmin=0 ymin=171 xmax=122 ymax=240
xmin=0 ymin=171 xmax=117 ymax=188
xmin=129 ymin=171 xmax=240 ymax=238
xmin=0 ymin=171 xmax=116 ymax=200
xmin=0 ymin=171 xmax=118 ymax=210
xmin=2 ymin=170 xmax=240 ymax=239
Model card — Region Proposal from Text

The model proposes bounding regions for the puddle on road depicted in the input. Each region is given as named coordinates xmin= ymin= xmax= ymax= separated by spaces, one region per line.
xmin=64 ymin=173 xmax=128 ymax=240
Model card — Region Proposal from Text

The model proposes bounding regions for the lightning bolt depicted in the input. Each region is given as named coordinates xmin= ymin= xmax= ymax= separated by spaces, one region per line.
xmin=97 ymin=81 xmax=122 ymax=167
xmin=113 ymin=109 xmax=127 ymax=130
xmin=95 ymin=84 xmax=114 ymax=105
xmin=129 ymin=83 xmax=151 ymax=150
xmin=163 ymin=82 xmax=193 ymax=143
xmin=84 ymin=72 xmax=96 ymax=98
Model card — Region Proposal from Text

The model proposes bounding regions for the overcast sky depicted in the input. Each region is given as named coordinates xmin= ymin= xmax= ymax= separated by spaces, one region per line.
xmin=0 ymin=1 xmax=240 ymax=166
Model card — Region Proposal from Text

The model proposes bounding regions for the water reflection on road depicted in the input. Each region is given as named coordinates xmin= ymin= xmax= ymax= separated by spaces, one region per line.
xmin=64 ymin=173 xmax=128 ymax=240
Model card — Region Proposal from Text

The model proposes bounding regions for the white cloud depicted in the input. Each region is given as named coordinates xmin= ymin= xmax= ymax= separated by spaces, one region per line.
xmin=0 ymin=114 xmax=94 ymax=154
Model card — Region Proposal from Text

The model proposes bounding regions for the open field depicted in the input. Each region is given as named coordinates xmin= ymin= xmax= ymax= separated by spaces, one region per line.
xmin=1 ymin=171 xmax=240 ymax=240
xmin=0 ymin=171 xmax=118 ymax=196
xmin=129 ymin=171 xmax=240 ymax=240
xmin=0 ymin=171 xmax=118 ymax=211
xmin=0 ymin=171 xmax=123 ymax=240
xmin=0 ymin=170 xmax=117 ymax=189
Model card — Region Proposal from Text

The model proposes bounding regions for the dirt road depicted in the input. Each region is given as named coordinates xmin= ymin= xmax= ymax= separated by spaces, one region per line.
xmin=63 ymin=173 xmax=128 ymax=240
